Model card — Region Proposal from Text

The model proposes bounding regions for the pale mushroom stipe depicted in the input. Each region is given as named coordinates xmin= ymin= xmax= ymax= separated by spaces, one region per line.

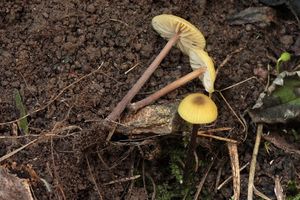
xmin=128 ymin=67 xmax=207 ymax=112
xmin=129 ymin=46 xmax=216 ymax=112
xmin=106 ymin=14 xmax=206 ymax=122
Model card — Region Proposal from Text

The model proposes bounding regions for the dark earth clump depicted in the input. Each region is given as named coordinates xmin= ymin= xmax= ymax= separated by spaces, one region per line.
xmin=0 ymin=0 xmax=299 ymax=199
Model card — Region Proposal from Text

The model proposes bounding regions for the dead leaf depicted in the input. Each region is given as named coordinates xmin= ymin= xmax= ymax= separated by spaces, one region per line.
xmin=227 ymin=7 xmax=276 ymax=26
xmin=249 ymin=71 xmax=300 ymax=124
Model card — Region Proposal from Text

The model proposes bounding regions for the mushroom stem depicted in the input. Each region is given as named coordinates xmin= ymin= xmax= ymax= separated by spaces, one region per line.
xmin=183 ymin=124 xmax=200 ymax=183
xmin=128 ymin=67 xmax=206 ymax=112
xmin=106 ymin=32 xmax=180 ymax=122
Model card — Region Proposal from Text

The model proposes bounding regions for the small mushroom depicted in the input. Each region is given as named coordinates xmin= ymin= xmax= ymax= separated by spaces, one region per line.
xmin=152 ymin=14 xmax=206 ymax=55
xmin=189 ymin=48 xmax=216 ymax=94
xmin=177 ymin=93 xmax=218 ymax=181
xmin=106 ymin=14 xmax=206 ymax=122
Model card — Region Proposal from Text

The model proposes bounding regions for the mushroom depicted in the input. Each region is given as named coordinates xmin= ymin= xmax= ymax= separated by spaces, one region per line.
xmin=189 ymin=48 xmax=216 ymax=94
xmin=152 ymin=14 xmax=206 ymax=55
xmin=106 ymin=14 xmax=206 ymax=122
xmin=128 ymin=49 xmax=215 ymax=112
xmin=177 ymin=93 xmax=218 ymax=181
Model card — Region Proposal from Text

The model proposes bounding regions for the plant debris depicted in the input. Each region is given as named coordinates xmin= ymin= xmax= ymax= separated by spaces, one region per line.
xmin=120 ymin=102 xmax=184 ymax=135
xmin=249 ymin=71 xmax=300 ymax=124
xmin=227 ymin=7 xmax=276 ymax=26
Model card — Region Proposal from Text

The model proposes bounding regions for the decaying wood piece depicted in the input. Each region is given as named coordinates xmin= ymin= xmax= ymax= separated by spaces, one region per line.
xmin=119 ymin=102 xmax=187 ymax=135
xmin=0 ymin=167 xmax=33 ymax=200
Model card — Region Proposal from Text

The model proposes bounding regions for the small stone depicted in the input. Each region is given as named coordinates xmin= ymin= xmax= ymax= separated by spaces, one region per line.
xmin=126 ymin=52 xmax=135 ymax=61
xmin=280 ymin=35 xmax=293 ymax=47
xmin=86 ymin=4 xmax=96 ymax=13
xmin=101 ymin=47 xmax=109 ymax=55
xmin=291 ymin=36 xmax=300 ymax=56
xmin=134 ymin=42 xmax=142 ymax=51
xmin=140 ymin=44 xmax=152 ymax=58
xmin=42 ymin=12 xmax=49 ymax=18
xmin=1 ymin=80 xmax=8 ymax=86
xmin=53 ymin=35 xmax=64 ymax=44
xmin=11 ymin=81 xmax=20 ymax=88
xmin=253 ymin=67 xmax=268 ymax=80
xmin=245 ymin=24 xmax=252 ymax=31
xmin=206 ymin=44 xmax=212 ymax=52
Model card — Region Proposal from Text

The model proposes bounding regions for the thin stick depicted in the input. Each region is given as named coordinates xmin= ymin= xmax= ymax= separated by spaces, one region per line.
xmin=85 ymin=156 xmax=103 ymax=200
xmin=227 ymin=142 xmax=240 ymax=200
xmin=253 ymin=186 xmax=272 ymax=200
xmin=103 ymin=175 xmax=141 ymax=185
xmin=198 ymin=127 xmax=232 ymax=134
xmin=109 ymin=18 xmax=129 ymax=27
xmin=219 ymin=77 xmax=257 ymax=92
xmin=217 ymin=162 xmax=249 ymax=190
xmin=142 ymin=160 xmax=148 ymax=198
xmin=274 ymin=176 xmax=284 ymax=200
xmin=0 ymin=63 xmax=104 ymax=126
xmin=193 ymin=156 xmax=215 ymax=200
xmin=218 ymin=91 xmax=247 ymax=133
xmin=128 ymin=67 xmax=206 ymax=112
xmin=247 ymin=124 xmax=263 ymax=200
xmin=50 ymin=137 xmax=66 ymax=200
xmin=125 ymin=62 xmax=141 ymax=75
xmin=145 ymin=173 xmax=156 ymax=200
xmin=197 ymin=132 xmax=237 ymax=144
xmin=216 ymin=47 xmax=244 ymax=76
xmin=106 ymin=33 xmax=180 ymax=122
xmin=0 ymin=138 xmax=38 ymax=162
xmin=215 ymin=160 xmax=225 ymax=193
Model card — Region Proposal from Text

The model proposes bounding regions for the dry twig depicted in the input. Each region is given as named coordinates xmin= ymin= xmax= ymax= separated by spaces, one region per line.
xmin=216 ymin=47 xmax=245 ymax=76
xmin=85 ymin=156 xmax=103 ymax=200
xmin=217 ymin=91 xmax=247 ymax=133
xmin=103 ymin=175 xmax=141 ymax=185
xmin=0 ymin=139 xmax=38 ymax=163
xmin=217 ymin=162 xmax=249 ymax=190
xmin=274 ymin=176 xmax=284 ymax=200
xmin=194 ymin=157 xmax=215 ymax=200
xmin=253 ymin=186 xmax=272 ymax=200
xmin=197 ymin=130 xmax=237 ymax=144
xmin=125 ymin=62 xmax=141 ymax=75
xmin=227 ymin=142 xmax=240 ymax=200
xmin=247 ymin=124 xmax=263 ymax=200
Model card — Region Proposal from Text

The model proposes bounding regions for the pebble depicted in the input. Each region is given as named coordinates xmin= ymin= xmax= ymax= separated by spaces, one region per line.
xmin=280 ymin=35 xmax=293 ymax=47
xmin=53 ymin=35 xmax=64 ymax=44
xmin=87 ymin=4 xmax=96 ymax=13
xmin=140 ymin=44 xmax=152 ymax=58
xmin=134 ymin=42 xmax=142 ymax=51
xmin=245 ymin=24 xmax=252 ymax=31
xmin=11 ymin=81 xmax=20 ymax=88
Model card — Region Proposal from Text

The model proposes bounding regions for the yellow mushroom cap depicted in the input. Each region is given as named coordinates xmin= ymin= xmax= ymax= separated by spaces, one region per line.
xmin=152 ymin=14 xmax=206 ymax=55
xmin=189 ymin=49 xmax=216 ymax=93
xmin=178 ymin=93 xmax=218 ymax=124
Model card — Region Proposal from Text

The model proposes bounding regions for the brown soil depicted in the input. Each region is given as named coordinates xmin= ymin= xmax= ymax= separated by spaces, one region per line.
xmin=0 ymin=0 xmax=299 ymax=199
